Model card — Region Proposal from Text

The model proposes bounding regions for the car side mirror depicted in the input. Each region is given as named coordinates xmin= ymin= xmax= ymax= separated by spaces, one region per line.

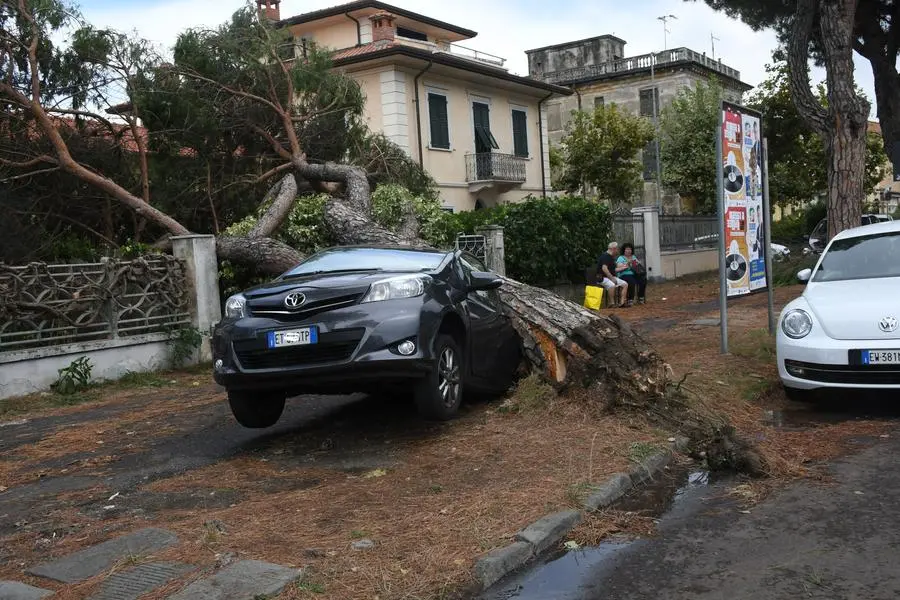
xmin=469 ymin=271 xmax=503 ymax=291
xmin=797 ymin=268 xmax=812 ymax=283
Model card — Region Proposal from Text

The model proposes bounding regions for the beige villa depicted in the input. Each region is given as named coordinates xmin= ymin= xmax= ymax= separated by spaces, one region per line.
xmin=260 ymin=0 xmax=573 ymax=212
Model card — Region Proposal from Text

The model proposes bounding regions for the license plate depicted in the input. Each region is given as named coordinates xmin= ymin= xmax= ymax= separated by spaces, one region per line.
xmin=862 ymin=350 xmax=900 ymax=365
xmin=266 ymin=327 xmax=318 ymax=349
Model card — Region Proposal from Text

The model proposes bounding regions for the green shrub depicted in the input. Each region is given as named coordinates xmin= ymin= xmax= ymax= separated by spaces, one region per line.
xmin=771 ymin=252 xmax=818 ymax=287
xmin=441 ymin=195 xmax=611 ymax=286
xmin=52 ymin=357 xmax=93 ymax=395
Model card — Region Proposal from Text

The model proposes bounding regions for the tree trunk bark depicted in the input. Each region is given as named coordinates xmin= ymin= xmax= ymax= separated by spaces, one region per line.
xmin=215 ymin=235 xmax=305 ymax=274
xmin=821 ymin=0 xmax=870 ymax=237
xmin=870 ymin=61 xmax=900 ymax=167
xmin=788 ymin=0 xmax=870 ymax=239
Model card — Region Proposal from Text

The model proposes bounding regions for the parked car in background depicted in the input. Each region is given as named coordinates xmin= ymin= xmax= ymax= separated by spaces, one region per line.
xmin=777 ymin=220 xmax=900 ymax=400
xmin=212 ymin=246 xmax=521 ymax=428
xmin=692 ymin=233 xmax=791 ymax=260
xmin=808 ymin=213 xmax=895 ymax=254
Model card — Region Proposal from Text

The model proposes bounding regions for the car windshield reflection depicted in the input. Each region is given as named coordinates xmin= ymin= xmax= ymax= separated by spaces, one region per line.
xmin=282 ymin=247 xmax=446 ymax=278
xmin=813 ymin=232 xmax=900 ymax=282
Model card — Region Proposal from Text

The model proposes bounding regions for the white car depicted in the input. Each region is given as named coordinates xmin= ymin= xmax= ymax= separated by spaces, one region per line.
xmin=777 ymin=220 xmax=900 ymax=400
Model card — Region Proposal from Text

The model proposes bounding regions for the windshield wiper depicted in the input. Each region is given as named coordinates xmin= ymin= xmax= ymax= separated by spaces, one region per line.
xmin=282 ymin=268 xmax=382 ymax=279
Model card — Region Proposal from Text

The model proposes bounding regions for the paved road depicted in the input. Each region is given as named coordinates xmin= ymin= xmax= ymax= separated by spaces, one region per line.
xmin=482 ymin=426 xmax=900 ymax=600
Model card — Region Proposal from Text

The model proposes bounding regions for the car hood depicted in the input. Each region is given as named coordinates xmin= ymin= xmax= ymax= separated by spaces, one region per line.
xmin=805 ymin=277 xmax=900 ymax=340
xmin=243 ymin=271 xmax=420 ymax=312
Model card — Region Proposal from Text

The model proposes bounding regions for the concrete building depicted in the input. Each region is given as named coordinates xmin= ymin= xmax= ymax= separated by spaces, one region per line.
xmin=265 ymin=0 xmax=572 ymax=212
xmin=525 ymin=35 xmax=752 ymax=212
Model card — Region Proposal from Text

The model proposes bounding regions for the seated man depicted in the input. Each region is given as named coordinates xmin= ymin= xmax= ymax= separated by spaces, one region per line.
xmin=597 ymin=242 xmax=628 ymax=307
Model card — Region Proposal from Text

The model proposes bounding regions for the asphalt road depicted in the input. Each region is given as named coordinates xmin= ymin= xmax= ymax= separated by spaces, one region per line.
xmin=482 ymin=425 xmax=900 ymax=600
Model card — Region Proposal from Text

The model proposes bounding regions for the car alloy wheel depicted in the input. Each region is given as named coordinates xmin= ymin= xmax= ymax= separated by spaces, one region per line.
xmin=438 ymin=346 xmax=461 ymax=408
xmin=414 ymin=334 xmax=464 ymax=421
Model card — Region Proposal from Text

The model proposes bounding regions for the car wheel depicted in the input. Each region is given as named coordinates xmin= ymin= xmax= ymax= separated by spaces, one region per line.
xmin=415 ymin=334 xmax=463 ymax=421
xmin=227 ymin=390 xmax=286 ymax=428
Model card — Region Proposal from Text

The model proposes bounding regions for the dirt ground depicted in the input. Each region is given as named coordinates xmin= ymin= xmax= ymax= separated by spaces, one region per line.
xmin=0 ymin=273 xmax=893 ymax=600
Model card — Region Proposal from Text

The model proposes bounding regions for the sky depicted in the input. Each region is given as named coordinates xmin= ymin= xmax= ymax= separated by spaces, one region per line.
xmin=76 ymin=0 xmax=879 ymax=118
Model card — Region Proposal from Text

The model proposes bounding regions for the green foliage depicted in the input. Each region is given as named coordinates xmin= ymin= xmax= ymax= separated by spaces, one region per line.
xmin=220 ymin=192 xmax=334 ymax=296
xmin=443 ymin=196 xmax=611 ymax=285
xmin=169 ymin=327 xmax=203 ymax=368
xmin=770 ymin=213 xmax=806 ymax=242
xmin=52 ymin=357 xmax=93 ymax=395
xmin=747 ymin=54 xmax=888 ymax=211
xmin=556 ymin=104 xmax=655 ymax=204
xmin=371 ymin=184 xmax=446 ymax=246
xmin=772 ymin=253 xmax=818 ymax=288
xmin=659 ymin=78 xmax=723 ymax=215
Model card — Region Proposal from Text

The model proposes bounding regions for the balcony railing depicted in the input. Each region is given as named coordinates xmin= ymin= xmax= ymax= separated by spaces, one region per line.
xmin=395 ymin=36 xmax=507 ymax=68
xmin=465 ymin=153 xmax=527 ymax=183
xmin=539 ymin=47 xmax=741 ymax=85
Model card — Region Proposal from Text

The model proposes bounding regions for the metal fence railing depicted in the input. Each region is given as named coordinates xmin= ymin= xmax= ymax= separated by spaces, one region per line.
xmin=611 ymin=215 xmax=646 ymax=262
xmin=464 ymin=153 xmax=527 ymax=183
xmin=0 ymin=255 xmax=191 ymax=353
xmin=659 ymin=215 xmax=719 ymax=251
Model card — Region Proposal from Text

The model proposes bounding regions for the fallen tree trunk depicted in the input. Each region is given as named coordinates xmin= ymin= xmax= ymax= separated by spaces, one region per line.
xmin=319 ymin=192 xmax=766 ymax=475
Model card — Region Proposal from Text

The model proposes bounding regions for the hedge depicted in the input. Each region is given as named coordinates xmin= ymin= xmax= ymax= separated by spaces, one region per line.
xmin=441 ymin=195 xmax=612 ymax=286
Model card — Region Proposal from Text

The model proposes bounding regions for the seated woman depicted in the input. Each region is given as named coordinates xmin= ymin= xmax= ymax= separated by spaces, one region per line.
xmin=616 ymin=243 xmax=647 ymax=306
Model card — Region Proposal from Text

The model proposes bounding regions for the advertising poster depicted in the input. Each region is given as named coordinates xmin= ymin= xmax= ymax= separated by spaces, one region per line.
xmin=721 ymin=102 xmax=768 ymax=297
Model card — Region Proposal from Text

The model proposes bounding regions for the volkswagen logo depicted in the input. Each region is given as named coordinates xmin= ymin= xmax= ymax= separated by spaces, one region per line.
xmin=879 ymin=316 xmax=899 ymax=333
xmin=284 ymin=292 xmax=306 ymax=309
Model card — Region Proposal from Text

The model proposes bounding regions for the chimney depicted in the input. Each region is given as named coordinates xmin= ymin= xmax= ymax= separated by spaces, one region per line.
xmin=369 ymin=12 xmax=397 ymax=42
xmin=257 ymin=0 xmax=281 ymax=21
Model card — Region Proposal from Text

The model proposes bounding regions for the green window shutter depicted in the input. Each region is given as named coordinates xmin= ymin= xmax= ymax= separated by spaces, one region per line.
xmin=428 ymin=93 xmax=450 ymax=149
xmin=512 ymin=109 xmax=528 ymax=157
xmin=473 ymin=102 xmax=500 ymax=151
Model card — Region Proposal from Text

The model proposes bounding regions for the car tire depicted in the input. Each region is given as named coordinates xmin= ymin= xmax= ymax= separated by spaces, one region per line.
xmin=227 ymin=390 xmax=286 ymax=428
xmin=415 ymin=334 xmax=464 ymax=421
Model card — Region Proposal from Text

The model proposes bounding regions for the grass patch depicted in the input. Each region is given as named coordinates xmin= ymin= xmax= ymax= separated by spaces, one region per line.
xmin=498 ymin=373 xmax=556 ymax=414
xmin=732 ymin=328 xmax=776 ymax=362
xmin=349 ymin=530 xmax=368 ymax=540
xmin=116 ymin=371 xmax=170 ymax=388
xmin=0 ymin=389 xmax=101 ymax=419
xmin=627 ymin=441 xmax=658 ymax=464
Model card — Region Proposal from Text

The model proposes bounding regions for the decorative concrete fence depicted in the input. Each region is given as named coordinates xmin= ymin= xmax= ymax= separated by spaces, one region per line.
xmin=0 ymin=235 xmax=221 ymax=399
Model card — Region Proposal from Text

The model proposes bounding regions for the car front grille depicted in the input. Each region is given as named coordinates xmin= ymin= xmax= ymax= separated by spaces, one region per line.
xmin=785 ymin=360 xmax=900 ymax=385
xmin=248 ymin=293 xmax=362 ymax=322
xmin=233 ymin=328 xmax=365 ymax=370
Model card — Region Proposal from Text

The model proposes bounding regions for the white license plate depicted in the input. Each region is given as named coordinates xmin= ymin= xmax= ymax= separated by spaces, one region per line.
xmin=863 ymin=350 xmax=900 ymax=365
xmin=267 ymin=327 xmax=318 ymax=349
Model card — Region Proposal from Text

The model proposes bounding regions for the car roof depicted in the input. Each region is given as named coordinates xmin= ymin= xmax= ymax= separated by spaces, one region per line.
xmin=832 ymin=219 xmax=900 ymax=241
xmin=319 ymin=244 xmax=446 ymax=254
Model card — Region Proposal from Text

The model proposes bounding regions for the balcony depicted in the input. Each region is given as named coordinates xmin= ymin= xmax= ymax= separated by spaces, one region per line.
xmin=539 ymin=47 xmax=741 ymax=85
xmin=465 ymin=153 xmax=527 ymax=193
xmin=395 ymin=36 xmax=507 ymax=69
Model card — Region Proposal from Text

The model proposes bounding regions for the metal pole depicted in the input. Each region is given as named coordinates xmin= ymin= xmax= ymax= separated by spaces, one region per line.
xmin=762 ymin=137 xmax=776 ymax=334
xmin=651 ymin=56 xmax=662 ymax=212
xmin=716 ymin=105 xmax=728 ymax=354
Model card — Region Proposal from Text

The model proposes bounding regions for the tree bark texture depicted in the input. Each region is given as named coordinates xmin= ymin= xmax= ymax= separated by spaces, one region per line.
xmin=215 ymin=235 xmax=304 ymax=274
xmin=789 ymin=0 xmax=869 ymax=238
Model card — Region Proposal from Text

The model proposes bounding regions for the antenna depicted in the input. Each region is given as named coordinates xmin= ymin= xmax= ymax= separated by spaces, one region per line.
xmin=657 ymin=14 xmax=677 ymax=50
xmin=711 ymin=32 xmax=720 ymax=60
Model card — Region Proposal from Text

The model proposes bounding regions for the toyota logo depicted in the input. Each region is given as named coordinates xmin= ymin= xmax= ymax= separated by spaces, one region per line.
xmin=284 ymin=292 xmax=306 ymax=309
xmin=879 ymin=316 xmax=899 ymax=333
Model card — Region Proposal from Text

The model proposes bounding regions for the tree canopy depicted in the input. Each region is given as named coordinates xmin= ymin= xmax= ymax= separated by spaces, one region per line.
xmin=554 ymin=104 xmax=654 ymax=206
xmin=658 ymin=78 xmax=723 ymax=215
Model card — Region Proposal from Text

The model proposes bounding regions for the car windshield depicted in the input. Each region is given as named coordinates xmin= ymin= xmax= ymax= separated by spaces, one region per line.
xmin=812 ymin=231 xmax=900 ymax=282
xmin=282 ymin=247 xmax=446 ymax=278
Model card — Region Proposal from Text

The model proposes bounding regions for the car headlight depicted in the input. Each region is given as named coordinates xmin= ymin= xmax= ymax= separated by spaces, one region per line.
xmin=224 ymin=294 xmax=247 ymax=319
xmin=781 ymin=309 xmax=812 ymax=339
xmin=361 ymin=275 xmax=427 ymax=303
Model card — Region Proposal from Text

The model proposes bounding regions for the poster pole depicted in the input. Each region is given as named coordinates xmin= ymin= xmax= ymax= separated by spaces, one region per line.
xmin=762 ymin=137 xmax=776 ymax=334
xmin=716 ymin=104 xmax=728 ymax=354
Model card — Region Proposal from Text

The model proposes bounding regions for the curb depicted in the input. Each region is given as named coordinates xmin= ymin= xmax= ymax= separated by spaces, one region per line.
xmin=472 ymin=436 xmax=689 ymax=590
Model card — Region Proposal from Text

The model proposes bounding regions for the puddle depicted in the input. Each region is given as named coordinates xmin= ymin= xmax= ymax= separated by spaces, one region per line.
xmin=479 ymin=467 xmax=718 ymax=600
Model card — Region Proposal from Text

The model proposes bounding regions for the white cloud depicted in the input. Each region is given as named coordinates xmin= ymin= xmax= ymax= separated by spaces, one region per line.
xmin=80 ymin=0 xmax=877 ymax=116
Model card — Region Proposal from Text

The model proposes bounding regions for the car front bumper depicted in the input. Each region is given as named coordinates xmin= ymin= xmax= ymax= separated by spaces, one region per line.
xmin=212 ymin=298 xmax=439 ymax=394
xmin=776 ymin=330 xmax=900 ymax=391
